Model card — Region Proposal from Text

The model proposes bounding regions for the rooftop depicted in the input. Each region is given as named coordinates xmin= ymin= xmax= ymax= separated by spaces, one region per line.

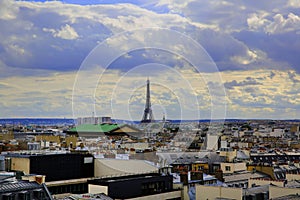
xmin=0 ymin=176 xmax=52 ymax=200
xmin=0 ymin=181 xmax=43 ymax=193
xmin=223 ymin=171 xmax=268 ymax=183
xmin=95 ymin=159 xmax=159 ymax=177
xmin=69 ymin=124 xmax=120 ymax=133
xmin=272 ymin=194 xmax=300 ymax=200
xmin=89 ymin=173 xmax=170 ymax=184
xmin=1 ymin=150 xmax=70 ymax=157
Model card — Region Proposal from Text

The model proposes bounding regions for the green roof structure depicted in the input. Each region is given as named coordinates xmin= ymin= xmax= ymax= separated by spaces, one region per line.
xmin=67 ymin=123 xmax=144 ymax=139
xmin=69 ymin=124 xmax=120 ymax=133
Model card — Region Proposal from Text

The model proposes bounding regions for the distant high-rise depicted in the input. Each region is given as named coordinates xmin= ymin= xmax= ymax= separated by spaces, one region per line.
xmin=141 ymin=78 xmax=155 ymax=123
xmin=77 ymin=116 xmax=112 ymax=125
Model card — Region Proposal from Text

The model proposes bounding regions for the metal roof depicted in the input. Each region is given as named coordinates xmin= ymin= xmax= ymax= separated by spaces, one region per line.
xmin=236 ymin=151 xmax=250 ymax=160
xmin=94 ymin=159 xmax=159 ymax=177
xmin=0 ymin=180 xmax=43 ymax=193
xmin=223 ymin=171 xmax=268 ymax=183
xmin=244 ymin=184 xmax=269 ymax=196
xmin=69 ymin=124 xmax=120 ymax=133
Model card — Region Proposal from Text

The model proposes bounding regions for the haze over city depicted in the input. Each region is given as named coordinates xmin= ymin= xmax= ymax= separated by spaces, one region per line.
xmin=1 ymin=0 xmax=300 ymax=120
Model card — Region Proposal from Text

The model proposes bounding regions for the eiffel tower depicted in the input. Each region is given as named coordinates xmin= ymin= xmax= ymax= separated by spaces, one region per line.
xmin=141 ymin=78 xmax=155 ymax=123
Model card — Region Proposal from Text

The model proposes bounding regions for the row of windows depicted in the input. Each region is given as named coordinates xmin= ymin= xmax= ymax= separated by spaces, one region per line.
xmin=141 ymin=181 xmax=171 ymax=195
xmin=48 ymin=183 xmax=88 ymax=195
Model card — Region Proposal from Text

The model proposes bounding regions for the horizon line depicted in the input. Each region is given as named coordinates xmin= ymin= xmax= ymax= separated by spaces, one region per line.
xmin=0 ymin=117 xmax=299 ymax=121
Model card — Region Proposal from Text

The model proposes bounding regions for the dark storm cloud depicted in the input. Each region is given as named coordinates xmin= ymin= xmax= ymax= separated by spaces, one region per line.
xmin=234 ymin=30 xmax=300 ymax=72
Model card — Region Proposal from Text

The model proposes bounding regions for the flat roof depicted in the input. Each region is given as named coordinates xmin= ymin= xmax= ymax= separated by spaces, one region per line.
xmin=224 ymin=171 xmax=268 ymax=183
xmin=90 ymin=173 xmax=170 ymax=184
xmin=2 ymin=150 xmax=92 ymax=158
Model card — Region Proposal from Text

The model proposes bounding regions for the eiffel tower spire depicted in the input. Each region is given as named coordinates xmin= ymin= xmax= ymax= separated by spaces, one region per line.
xmin=141 ymin=78 xmax=155 ymax=123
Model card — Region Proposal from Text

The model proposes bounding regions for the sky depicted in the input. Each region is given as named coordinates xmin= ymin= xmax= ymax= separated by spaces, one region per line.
xmin=0 ymin=0 xmax=300 ymax=120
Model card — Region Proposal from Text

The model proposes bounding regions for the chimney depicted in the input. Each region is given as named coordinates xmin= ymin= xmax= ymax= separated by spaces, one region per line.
xmin=215 ymin=169 xmax=224 ymax=182
xmin=180 ymin=172 xmax=189 ymax=185
xmin=35 ymin=175 xmax=45 ymax=184
xmin=191 ymin=171 xmax=203 ymax=181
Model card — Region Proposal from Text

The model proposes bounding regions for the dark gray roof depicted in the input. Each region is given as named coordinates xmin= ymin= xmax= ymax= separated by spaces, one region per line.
xmin=285 ymin=180 xmax=300 ymax=188
xmin=272 ymin=194 xmax=300 ymax=200
xmin=224 ymin=171 xmax=269 ymax=183
xmin=0 ymin=175 xmax=15 ymax=181
xmin=0 ymin=181 xmax=43 ymax=193
xmin=244 ymin=185 xmax=269 ymax=196
xmin=236 ymin=151 xmax=250 ymax=160
xmin=61 ymin=193 xmax=113 ymax=200
xmin=169 ymin=152 xmax=225 ymax=165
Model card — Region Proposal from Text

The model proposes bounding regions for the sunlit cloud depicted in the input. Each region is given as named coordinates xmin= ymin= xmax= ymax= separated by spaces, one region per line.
xmin=0 ymin=0 xmax=299 ymax=119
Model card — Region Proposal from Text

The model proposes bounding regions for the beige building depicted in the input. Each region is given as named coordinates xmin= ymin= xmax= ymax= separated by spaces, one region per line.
xmin=0 ymin=131 xmax=14 ymax=141
xmin=191 ymin=180 xmax=300 ymax=200
xmin=35 ymin=135 xmax=60 ymax=144
xmin=9 ymin=157 xmax=30 ymax=174
xmin=126 ymin=191 xmax=182 ymax=200
xmin=196 ymin=185 xmax=243 ymax=200
xmin=120 ymin=142 xmax=149 ymax=150
xmin=286 ymin=173 xmax=300 ymax=181
xmin=269 ymin=185 xmax=300 ymax=199
xmin=223 ymin=170 xmax=268 ymax=188
xmin=219 ymin=149 xmax=237 ymax=162
xmin=248 ymin=178 xmax=285 ymax=187
xmin=35 ymin=135 xmax=78 ymax=149
xmin=221 ymin=162 xmax=246 ymax=174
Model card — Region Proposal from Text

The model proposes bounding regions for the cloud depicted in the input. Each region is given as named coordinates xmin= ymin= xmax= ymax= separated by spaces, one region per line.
xmin=43 ymin=24 xmax=79 ymax=40
xmin=288 ymin=71 xmax=300 ymax=83
xmin=0 ymin=65 xmax=300 ymax=119
xmin=269 ymin=71 xmax=276 ymax=79
xmin=1 ymin=0 xmax=300 ymax=119
xmin=0 ymin=0 xmax=18 ymax=20
xmin=153 ymin=0 xmax=300 ymax=71
xmin=224 ymin=77 xmax=262 ymax=89
xmin=265 ymin=13 xmax=300 ymax=34
xmin=233 ymin=30 xmax=300 ymax=72
xmin=1 ymin=0 xmax=297 ymax=74
xmin=0 ymin=71 xmax=76 ymax=118
xmin=247 ymin=12 xmax=270 ymax=31
xmin=287 ymin=0 xmax=300 ymax=8
xmin=219 ymin=69 xmax=300 ymax=118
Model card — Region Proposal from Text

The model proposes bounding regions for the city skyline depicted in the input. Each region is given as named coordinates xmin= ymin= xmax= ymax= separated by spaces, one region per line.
xmin=0 ymin=0 xmax=300 ymax=120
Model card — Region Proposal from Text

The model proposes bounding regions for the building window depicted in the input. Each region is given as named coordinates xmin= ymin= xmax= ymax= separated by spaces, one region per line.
xmin=225 ymin=166 xmax=231 ymax=171
xmin=33 ymin=189 xmax=45 ymax=200
xmin=19 ymin=192 xmax=30 ymax=200
xmin=2 ymin=193 xmax=15 ymax=200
